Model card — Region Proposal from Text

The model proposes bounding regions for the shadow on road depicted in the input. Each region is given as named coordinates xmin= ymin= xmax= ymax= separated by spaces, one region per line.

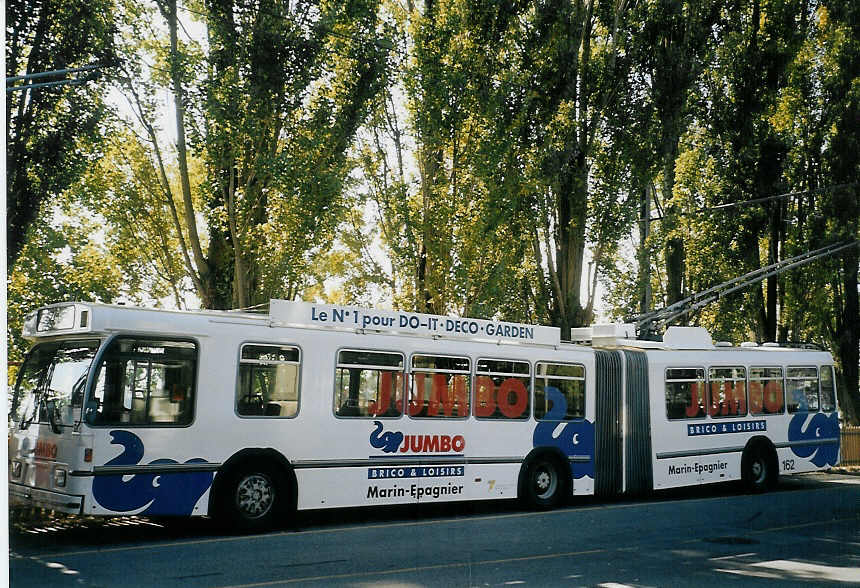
xmin=9 ymin=471 xmax=844 ymax=554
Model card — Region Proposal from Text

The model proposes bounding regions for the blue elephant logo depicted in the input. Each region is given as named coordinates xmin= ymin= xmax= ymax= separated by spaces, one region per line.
xmin=92 ymin=430 xmax=214 ymax=515
xmin=369 ymin=420 xmax=404 ymax=453
xmin=533 ymin=387 xmax=595 ymax=479
xmin=788 ymin=412 xmax=840 ymax=467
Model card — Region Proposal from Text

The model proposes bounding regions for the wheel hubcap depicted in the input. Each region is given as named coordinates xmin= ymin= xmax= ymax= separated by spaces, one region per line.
xmin=236 ymin=473 xmax=274 ymax=519
xmin=534 ymin=466 xmax=557 ymax=499
xmin=751 ymin=459 xmax=765 ymax=483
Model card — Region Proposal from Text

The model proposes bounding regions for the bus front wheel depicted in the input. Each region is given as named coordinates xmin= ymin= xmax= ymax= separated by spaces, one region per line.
xmin=220 ymin=461 xmax=287 ymax=532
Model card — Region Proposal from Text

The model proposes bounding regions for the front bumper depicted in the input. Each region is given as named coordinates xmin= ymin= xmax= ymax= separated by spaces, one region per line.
xmin=10 ymin=482 xmax=84 ymax=514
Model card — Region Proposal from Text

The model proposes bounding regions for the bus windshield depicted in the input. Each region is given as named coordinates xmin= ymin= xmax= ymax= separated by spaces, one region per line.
xmin=12 ymin=340 xmax=100 ymax=431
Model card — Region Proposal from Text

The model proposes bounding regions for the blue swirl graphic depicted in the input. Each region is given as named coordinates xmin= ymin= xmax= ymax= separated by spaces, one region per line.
xmin=532 ymin=386 xmax=595 ymax=479
xmin=369 ymin=420 xmax=403 ymax=453
xmin=788 ymin=412 xmax=840 ymax=467
xmin=92 ymin=430 xmax=215 ymax=515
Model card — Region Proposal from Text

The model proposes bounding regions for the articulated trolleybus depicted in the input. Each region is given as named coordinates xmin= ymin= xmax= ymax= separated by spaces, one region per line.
xmin=9 ymin=300 xmax=840 ymax=530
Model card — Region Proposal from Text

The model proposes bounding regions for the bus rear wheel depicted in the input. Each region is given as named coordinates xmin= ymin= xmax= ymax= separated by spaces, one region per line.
xmin=220 ymin=461 xmax=287 ymax=532
xmin=742 ymin=444 xmax=777 ymax=493
xmin=522 ymin=456 xmax=567 ymax=509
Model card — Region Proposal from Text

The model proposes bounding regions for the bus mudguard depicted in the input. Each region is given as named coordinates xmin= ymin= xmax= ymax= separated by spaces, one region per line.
xmin=92 ymin=430 xmax=214 ymax=515
xmin=788 ymin=412 xmax=840 ymax=467
xmin=532 ymin=386 xmax=595 ymax=479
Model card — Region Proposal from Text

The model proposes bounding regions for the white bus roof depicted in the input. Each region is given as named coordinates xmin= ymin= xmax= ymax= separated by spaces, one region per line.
xmin=23 ymin=300 xmax=563 ymax=347
xmin=23 ymin=300 xmax=825 ymax=355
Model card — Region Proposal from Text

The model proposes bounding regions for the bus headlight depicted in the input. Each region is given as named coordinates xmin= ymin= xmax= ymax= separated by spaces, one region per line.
xmin=53 ymin=467 xmax=68 ymax=488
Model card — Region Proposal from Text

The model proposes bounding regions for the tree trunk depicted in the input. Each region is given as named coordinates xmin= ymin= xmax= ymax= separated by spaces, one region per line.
xmin=160 ymin=0 xmax=212 ymax=306
xmin=639 ymin=183 xmax=653 ymax=314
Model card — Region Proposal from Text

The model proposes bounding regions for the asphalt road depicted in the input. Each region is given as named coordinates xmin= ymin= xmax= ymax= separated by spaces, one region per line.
xmin=9 ymin=472 xmax=860 ymax=587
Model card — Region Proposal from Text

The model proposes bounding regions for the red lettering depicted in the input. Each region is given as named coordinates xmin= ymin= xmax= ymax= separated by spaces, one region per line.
xmin=427 ymin=374 xmax=447 ymax=416
xmin=452 ymin=435 xmax=465 ymax=452
xmin=409 ymin=374 xmax=426 ymax=416
xmin=474 ymin=376 xmax=495 ymax=417
xmin=424 ymin=435 xmax=439 ymax=452
xmin=749 ymin=382 xmax=763 ymax=413
xmin=440 ymin=374 xmax=469 ymax=417
xmin=400 ymin=435 xmax=411 ymax=452
xmin=708 ymin=382 xmax=721 ymax=416
xmin=764 ymin=381 xmax=783 ymax=413
xmin=440 ymin=436 xmax=451 ymax=452
xmin=686 ymin=382 xmax=704 ymax=418
xmin=409 ymin=435 xmax=423 ymax=452
xmin=368 ymin=371 xmax=393 ymax=415
xmin=728 ymin=381 xmax=746 ymax=415
xmin=35 ymin=440 xmax=57 ymax=460
xmin=498 ymin=378 xmax=528 ymax=418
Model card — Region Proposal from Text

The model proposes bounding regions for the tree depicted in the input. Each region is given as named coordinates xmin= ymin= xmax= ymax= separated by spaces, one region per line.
xmin=6 ymin=0 xmax=119 ymax=270
xmin=98 ymin=0 xmax=391 ymax=310
xmin=631 ymin=0 xmax=722 ymax=307
xmin=200 ymin=0 xmax=391 ymax=308
xmin=7 ymin=204 xmax=123 ymax=365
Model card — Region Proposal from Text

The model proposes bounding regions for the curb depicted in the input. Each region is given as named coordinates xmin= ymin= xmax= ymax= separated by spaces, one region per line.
xmin=828 ymin=467 xmax=860 ymax=477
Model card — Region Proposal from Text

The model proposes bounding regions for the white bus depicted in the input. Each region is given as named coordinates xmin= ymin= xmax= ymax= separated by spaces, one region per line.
xmin=9 ymin=301 xmax=841 ymax=531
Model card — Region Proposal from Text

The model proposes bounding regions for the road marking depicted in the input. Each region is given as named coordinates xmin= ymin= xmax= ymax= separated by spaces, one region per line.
xmin=747 ymin=517 xmax=860 ymax=536
xmin=709 ymin=553 xmax=757 ymax=561
xmin=210 ymin=549 xmax=606 ymax=588
xmin=814 ymin=537 xmax=860 ymax=548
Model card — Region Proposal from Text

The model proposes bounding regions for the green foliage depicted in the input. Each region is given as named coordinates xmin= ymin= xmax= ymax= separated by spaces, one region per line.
xmin=7 ymin=0 xmax=858 ymax=418
xmin=201 ymin=0 xmax=393 ymax=308
xmin=6 ymin=0 xmax=119 ymax=269
xmin=7 ymin=203 xmax=123 ymax=363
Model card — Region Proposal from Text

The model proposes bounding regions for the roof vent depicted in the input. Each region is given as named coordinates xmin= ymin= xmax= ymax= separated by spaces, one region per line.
xmin=714 ymin=341 xmax=732 ymax=347
xmin=662 ymin=326 xmax=713 ymax=349
xmin=761 ymin=342 xmax=780 ymax=348
xmin=740 ymin=341 xmax=758 ymax=348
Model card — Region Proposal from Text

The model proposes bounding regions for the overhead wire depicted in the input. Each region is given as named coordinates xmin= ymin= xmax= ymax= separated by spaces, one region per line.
xmin=640 ymin=183 xmax=858 ymax=223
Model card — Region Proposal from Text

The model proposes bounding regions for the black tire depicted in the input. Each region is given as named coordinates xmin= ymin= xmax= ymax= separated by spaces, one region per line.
xmin=742 ymin=445 xmax=777 ymax=493
xmin=219 ymin=460 xmax=288 ymax=532
xmin=521 ymin=455 xmax=567 ymax=509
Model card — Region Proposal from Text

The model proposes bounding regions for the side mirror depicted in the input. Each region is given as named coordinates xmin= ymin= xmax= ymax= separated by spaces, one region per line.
xmin=84 ymin=399 xmax=99 ymax=424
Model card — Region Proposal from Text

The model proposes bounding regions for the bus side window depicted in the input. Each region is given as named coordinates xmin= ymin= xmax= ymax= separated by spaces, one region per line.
xmin=708 ymin=367 xmax=747 ymax=417
xmin=410 ymin=355 xmax=470 ymax=419
xmin=534 ymin=362 xmax=584 ymax=421
xmin=750 ymin=367 xmax=784 ymax=415
xmin=665 ymin=368 xmax=706 ymax=420
xmin=89 ymin=338 xmax=197 ymax=426
xmin=237 ymin=344 xmax=300 ymax=418
xmin=335 ymin=350 xmax=404 ymax=418
xmin=473 ymin=359 xmax=529 ymax=420
xmin=820 ymin=366 xmax=837 ymax=413
xmin=786 ymin=367 xmax=818 ymax=413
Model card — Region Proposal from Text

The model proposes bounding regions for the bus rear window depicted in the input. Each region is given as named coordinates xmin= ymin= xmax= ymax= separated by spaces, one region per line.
xmin=786 ymin=367 xmax=818 ymax=413
xmin=749 ymin=367 xmax=784 ymax=415
xmin=820 ymin=366 xmax=837 ymax=412
xmin=335 ymin=350 xmax=404 ymax=418
xmin=665 ymin=368 xmax=706 ymax=420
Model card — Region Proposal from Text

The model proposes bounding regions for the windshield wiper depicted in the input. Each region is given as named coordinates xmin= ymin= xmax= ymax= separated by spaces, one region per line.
xmin=45 ymin=397 xmax=63 ymax=434
xmin=20 ymin=390 xmax=41 ymax=431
